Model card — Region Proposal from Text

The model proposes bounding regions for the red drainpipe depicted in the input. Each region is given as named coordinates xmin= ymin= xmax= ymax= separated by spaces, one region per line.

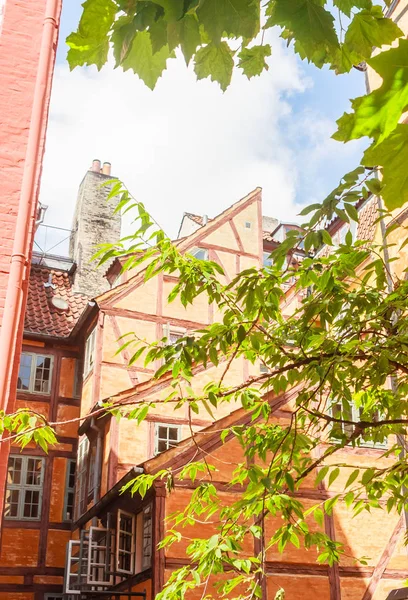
xmin=0 ymin=0 xmax=62 ymax=411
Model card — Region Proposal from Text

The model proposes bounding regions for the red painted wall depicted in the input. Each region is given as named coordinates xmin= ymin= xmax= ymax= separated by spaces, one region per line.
xmin=0 ymin=0 xmax=62 ymax=528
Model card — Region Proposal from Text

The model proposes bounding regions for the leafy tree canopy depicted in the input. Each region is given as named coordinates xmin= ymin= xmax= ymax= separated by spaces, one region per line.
xmin=67 ymin=0 xmax=408 ymax=210
xmin=4 ymin=174 xmax=408 ymax=598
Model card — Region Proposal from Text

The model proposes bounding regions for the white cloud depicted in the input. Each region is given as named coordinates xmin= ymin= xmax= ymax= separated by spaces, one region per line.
xmin=38 ymin=31 xmax=361 ymax=244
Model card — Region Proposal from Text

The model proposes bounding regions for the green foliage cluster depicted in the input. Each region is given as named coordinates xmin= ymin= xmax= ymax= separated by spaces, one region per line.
xmin=67 ymin=0 xmax=408 ymax=210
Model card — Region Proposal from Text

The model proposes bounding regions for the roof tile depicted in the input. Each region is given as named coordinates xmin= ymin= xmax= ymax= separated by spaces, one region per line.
xmin=24 ymin=265 xmax=88 ymax=338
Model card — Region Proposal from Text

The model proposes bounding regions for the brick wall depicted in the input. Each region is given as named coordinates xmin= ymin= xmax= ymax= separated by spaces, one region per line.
xmin=0 ymin=0 xmax=62 ymax=535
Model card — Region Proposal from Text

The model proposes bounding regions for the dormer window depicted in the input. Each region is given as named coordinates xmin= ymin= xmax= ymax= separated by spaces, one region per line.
xmin=190 ymin=247 xmax=208 ymax=261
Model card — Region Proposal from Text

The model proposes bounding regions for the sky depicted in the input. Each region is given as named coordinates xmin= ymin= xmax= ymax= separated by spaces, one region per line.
xmin=37 ymin=0 xmax=367 ymax=250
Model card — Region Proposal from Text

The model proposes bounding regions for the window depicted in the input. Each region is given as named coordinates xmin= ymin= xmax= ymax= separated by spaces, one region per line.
xmin=142 ymin=504 xmax=153 ymax=569
xmin=87 ymin=442 xmax=97 ymax=498
xmin=329 ymin=402 xmax=387 ymax=449
xmin=260 ymin=363 xmax=270 ymax=374
xmin=245 ymin=221 xmax=252 ymax=229
xmin=17 ymin=352 xmax=53 ymax=394
xmin=163 ymin=324 xmax=185 ymax=345
xmin=190 ymin=247 xmax=208 ymax=261
xmin=75 ymin=437 xmax=89 ymax=519
xmin=64 ymin=459 xmax=76 ymax=521
xmin=263 ymin=251 xmax=273 ymax=268
xmin=154 ymin=424 xmax=181 ymax=455
xmin=84 ymin=327 xmax=96 ymax=376
xmin=116 ymin=510 xmax=136 ymax=574
xmin=4 ymin=455 xmax=44 ymax=520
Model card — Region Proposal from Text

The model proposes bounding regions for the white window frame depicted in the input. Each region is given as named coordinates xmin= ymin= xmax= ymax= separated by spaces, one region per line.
xmin=116 ymin=509 xmax=136 ymax=575
xmin=190 ymin=247 xmax=208 ymax=261
xmin=5 ymin=455 xmax=45 ymax=520
xmin=17 ymin=352 xmax=54 ymax=395
xmin=329 ymin=402 xmax=387 ymax=449
xmin=84 ymin=327 xmax=96 ymax=377
xmin=142 ymin=504 xmax=153 ymax=570
xmin=263 ymin=251 xmax=273 ymax=268
xmin=64 ymin=459 xmax=76 ymax=522
xmin=154 ymin=423 xmax=181 ymax=455
xmin=163 ymin=323 xmax=185 ymax=345
xmin=75 ymin=437 xmax=89 ymax=520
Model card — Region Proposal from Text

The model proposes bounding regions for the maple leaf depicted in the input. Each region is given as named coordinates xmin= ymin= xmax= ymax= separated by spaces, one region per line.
xmin=265 ymin=0 xmax=339 ymax=67
xmin=167 ymin=14 xmax=202 ymax=64
xmin=344 ymin=6 xmax=402 ymax=61
xmin=194 ymin=42 xmax=235 ymax=91
xmin=67 ymin=0 xmax=118 ymax=70
xmin=362 ymin=124 xmax=408 ymax=210
xmin=238 ymin=45 xmax=271 ymax=78
xmin=334 ymin=39 xmax=408 ymax=144
xmin=197 ymin=0 xmax=260 ymax=44
xmin=333 ymin=0 xmax=371 ymax=18
xmin=121 ymin=31 xmax=172 ymax=90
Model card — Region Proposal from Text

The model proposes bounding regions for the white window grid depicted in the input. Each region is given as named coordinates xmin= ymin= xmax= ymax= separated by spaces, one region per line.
xmin=154 ymin=423 xmax=181 ymax=455
xmin=84 ymin=327 xmax=96 ymax=377
xmin=75 ymin=437 xmax=89 ymax=520
xmin=17 ymin=352 xmax=53 ymax=394
xmin=5 ymin=455 xmax=44 ymax=520
xmin=330 ymin=402 xmax=387 ymax=449
xmin=142 ymin=504 xmax=153 ymax=570
xmin=190 ymin=247 xmax=208 ymax=261
xmin=263 ymin=251 xmax=273 ymax=268
xmin=163 ymin=324 xmax=185 ymax=345
xmin=64 ymin=459 xmax=76 ymax=521
xmin=116 ymin=510 xmax=136 ymax=574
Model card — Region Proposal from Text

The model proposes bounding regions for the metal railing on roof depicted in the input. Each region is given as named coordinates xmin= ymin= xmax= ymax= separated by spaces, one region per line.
xmin=34 ymin=223 xmax=72 ymax=258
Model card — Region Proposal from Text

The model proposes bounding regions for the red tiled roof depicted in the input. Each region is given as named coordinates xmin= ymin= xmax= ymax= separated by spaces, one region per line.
xmin=25 ymin=265 xmax=88 ymax=338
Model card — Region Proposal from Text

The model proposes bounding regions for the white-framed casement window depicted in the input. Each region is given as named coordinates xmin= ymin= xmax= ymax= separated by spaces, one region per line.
xmin=84 ymin=327 xmax=96 ymax=377
xmin=163 ymin=324 xmax=185 ymax=345
xmin=263 ymin=251 xmax=273 ymax=268
xmin=17 ymin=352 xmax=53 ymax=394
xmin=154 ymin=423 xmax=181 ymax=455
xmin=116 ymin=510 xmax=136 ymax=574
xmin=64 ymin=459 xmax=76 ymax=521
xmin=330 ymin=402 xmax=387 ymax=449
xmin=75 ymin=437 xmax=89 ymax=519
xmin=190 ymin=247 xmax=209 ymax=261
xmin=4 ymin=455 xmax=44 ymax=520
xmin=142 ymin=504 xmax=153 ymax=570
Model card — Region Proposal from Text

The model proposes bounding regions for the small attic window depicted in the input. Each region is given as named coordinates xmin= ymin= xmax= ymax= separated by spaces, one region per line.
xmin=245 ymin=221 xmax=252 ymax=229
xmin=190 ymin=247 xmax=208 ymax=261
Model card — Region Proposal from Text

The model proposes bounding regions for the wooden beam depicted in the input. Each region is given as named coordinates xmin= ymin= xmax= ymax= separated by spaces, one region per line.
xmin=361 ymin=516 xmax=403 ymax=600
xmin=229 ymin=219 xmax=245 ymax=252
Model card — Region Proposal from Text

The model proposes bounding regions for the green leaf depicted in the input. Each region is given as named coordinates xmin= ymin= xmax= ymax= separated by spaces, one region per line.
xmin=197 ymin=0 xmax=260 ymax=44
xmin=121 ymin=30 xmax=172 ymax=90
xmin=67 ymin=0 xmax=118 ymax=70
xmin=167 ymin=14 xmax=202 ymax=65
xmin=315 ymin=465 xmax=329 ymax=487
xmin=238 ymin=44 xmax=271 ymax=78
xmin=344 ymin=6 xmax=402 ymax=62
xmin=328 ymin=467 xmax=340 ymax=488
xmin=194 ymin=42 xmax=234 ymax=92
xmin=333 ymin=0 xmax=371 ymax=18
xmin=334 ymin=39 xmax=408 ymax=144
xmin=345 ymin=469 xmax=359 ymax=489
xmin=266 ymin=0 xmax=339 ymax=68
xmin=112 ymin=15 xmax=138 ymax=66
xmin=362 ymin=124 xmax=408 ymax=210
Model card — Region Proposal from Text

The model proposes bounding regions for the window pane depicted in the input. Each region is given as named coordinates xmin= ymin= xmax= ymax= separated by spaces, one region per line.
xmin=17 ymin=354 xmax=32 ymax=391
xmin=158 ymin=440 xmax=168 ymax=453
xmin=25 ymin=458 xmax=43 ymax=485
xmin=169 ymin=428 xmax=178 ymax=441
xmin=7 ymin=456 xmax=22 ymax=484
xmin=158 ymin=426 xmax=167 ymax=439
xmin=23 ymin=490 xmax=40 ymax=518
xmin=4 ymin=489 xmax=19 ymax=517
